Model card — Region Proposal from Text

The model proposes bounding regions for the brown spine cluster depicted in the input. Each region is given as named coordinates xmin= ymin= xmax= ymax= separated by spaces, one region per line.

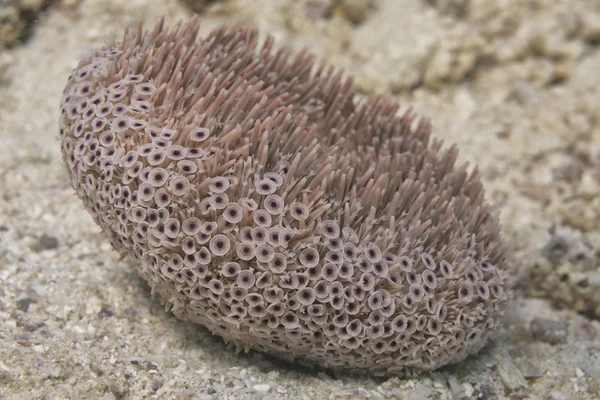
xmin=59 ymin=17 xmax=509 ymax=376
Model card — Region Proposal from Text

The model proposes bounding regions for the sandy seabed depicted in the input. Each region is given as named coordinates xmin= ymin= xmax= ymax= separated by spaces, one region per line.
xmin=1 ymin=0 xmax=599 ymax=399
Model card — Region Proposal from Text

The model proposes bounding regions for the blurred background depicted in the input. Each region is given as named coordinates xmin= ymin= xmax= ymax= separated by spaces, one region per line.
xmin=0 ymin=0 xmax=599 ymax=399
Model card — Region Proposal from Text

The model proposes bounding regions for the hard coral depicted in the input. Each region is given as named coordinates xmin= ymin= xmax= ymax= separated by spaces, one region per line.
xmin=58 ymin=17 xmax=510 ymax=377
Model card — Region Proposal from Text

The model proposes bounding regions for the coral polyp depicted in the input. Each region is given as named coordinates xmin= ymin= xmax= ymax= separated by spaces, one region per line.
xmin=59 ymin=17 xmax=509 ymax=377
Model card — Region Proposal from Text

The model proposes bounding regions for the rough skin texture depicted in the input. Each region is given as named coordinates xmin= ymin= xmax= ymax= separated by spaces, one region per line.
xmin=58 ymin=17 xmax=509 ymax=377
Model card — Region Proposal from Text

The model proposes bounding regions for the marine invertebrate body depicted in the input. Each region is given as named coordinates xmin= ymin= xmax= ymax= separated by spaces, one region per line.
xmin=58 ymin=17 xmax=510 ymax=377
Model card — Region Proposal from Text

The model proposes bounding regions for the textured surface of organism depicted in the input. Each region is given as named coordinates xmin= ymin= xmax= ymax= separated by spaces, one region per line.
xmin=58 ymin=17 xmax=510 ymax=377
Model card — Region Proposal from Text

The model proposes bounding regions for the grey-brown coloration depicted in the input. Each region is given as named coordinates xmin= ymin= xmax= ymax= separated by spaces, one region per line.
xmin=58 ymin=16 xmax=509 ymax=377
xmin=0 ymin=0 xmax=51 ymax=50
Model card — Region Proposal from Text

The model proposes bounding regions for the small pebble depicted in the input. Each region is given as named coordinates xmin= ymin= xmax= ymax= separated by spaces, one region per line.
xmin=145 ymin=362 xmax=158 ymax=371
xmin=447 ymin=375 xmax=461 ymax=395
xmin=518 ymin=358 xmax=543 ymax=379
xmin=37 ymin=233 xmax=59 ymax=250
xmin=32 ymin=284 xmax=47 ymax=296
xmin=98 ymin=307 xmax=113 ymax=318
xmin=151 ymin=378 xmax=163 ymax=392
xmin=530 ymin=317 xmax=569 ymax=344
xmin=335 ymin=0 xmax=371 ymax=24
xmin=16 ymin=298 xmax=37 ymax=312
xmin=253 ymin=384 xmax=271 ymax=392
xmin=462 ymin=382 xmax=474 ymax=397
